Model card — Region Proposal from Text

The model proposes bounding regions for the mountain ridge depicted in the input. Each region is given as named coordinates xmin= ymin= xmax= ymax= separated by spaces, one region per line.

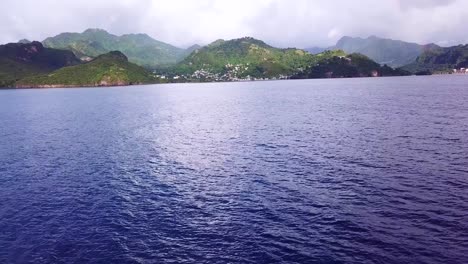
xmin=42 ymin=29 xmax=191 ymax=68
xmin=3 ymin=31 xmax=459 ymax=88
xmin=401 ymin=44 xmax=468 ymax=74
xmin=305 ymin=36 xmax=440 ymax=67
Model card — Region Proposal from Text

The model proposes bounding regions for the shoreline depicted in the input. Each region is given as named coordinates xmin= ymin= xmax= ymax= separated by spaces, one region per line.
xmin=1 ymin=74 xmax=466 ymax=90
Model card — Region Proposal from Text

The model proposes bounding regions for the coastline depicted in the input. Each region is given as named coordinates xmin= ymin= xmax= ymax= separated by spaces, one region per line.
xmin=3 ymin=74 xmax=465 ymax=91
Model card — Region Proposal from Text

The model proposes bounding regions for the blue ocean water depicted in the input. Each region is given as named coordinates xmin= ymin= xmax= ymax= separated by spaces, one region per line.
xmin=0 ymin=76 xmax=467 ymax=264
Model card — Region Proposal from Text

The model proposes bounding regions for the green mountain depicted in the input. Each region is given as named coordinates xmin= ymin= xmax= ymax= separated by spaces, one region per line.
xmin=169 ymin=37 xmax=409 ymax=81
xmin=1 ymin=34 xmax=418 ymax=88
xmin=16 ymin=51 xmax=156 ymax=88
xmin=401 ymin=44 xmax=468 ymax=74
xmin=292 ymin=52 xmax=410 ymax=79
xmin=174 ymin=37 xmax=315 ymax=79
xmin=0 ymin=41 xmax=80 ymax=87
xmin=43 ymin=28 xmax=189 ymax=68
xmin=324 ymin=36 xmax=439 ymax=67
xmin=184 ymin=44 xmax=202 ymax=54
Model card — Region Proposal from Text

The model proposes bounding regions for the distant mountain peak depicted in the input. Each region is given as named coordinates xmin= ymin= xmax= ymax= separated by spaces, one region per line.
xmin=237 ymin=36 xmax=268 ymax=44
xmin=18 ymin=39 xmax=31 ymax=44
xmin=337 ymin=35 xmax=354 ymax=41
xmin=208 ymin=39 xmax=225 ymax=47
xmin=239 ymin=36 xmax=257 ymax=41
xmin=207 ymin=37 xmax=272 ymax=49
xmin=186 ymin=44 xmax=201 ymax=52
xmin=187 ymin=44 xmax=201 ymax=49
xmin=121 ymin=33 xmax=151 ymax=38
xmin=42 ymin=29 xmax=187 ymax=68
xmin=83 ymin=28 xmax=108 ymax=34
xmin=332 ymin=35 xmax=439 ymax=67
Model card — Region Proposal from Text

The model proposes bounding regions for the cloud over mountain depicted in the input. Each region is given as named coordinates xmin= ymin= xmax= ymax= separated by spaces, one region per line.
xmin=1 ymin=0 xmax=467 ymax=48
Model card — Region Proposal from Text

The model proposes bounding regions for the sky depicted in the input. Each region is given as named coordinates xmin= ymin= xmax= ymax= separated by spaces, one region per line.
xmin=1 ymin=0 xmax=467 ymax=48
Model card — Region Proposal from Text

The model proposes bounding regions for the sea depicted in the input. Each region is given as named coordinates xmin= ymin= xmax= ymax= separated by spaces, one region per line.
xmin=0 ymin=76 xmax=467 ymax=263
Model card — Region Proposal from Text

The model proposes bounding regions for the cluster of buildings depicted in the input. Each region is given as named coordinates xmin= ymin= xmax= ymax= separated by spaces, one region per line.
xmin=452 ymin=68 xmax=468 ymax=74
xmin=154 ymin=63 xmax=290 ymax=82
xmin=189 ymin=68 xmax=277 ymax=82
xmin=154 ymin=71 xmax=252 ymax=82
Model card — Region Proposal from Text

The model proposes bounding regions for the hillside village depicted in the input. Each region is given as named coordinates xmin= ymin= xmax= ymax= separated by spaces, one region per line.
xmin=453 ymin=67 xmax=468 ymax=74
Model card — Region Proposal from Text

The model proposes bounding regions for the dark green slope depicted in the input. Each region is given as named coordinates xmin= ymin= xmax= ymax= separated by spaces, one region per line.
xmin=292 ymin=52 xmax=410 ymax=79
xmin=401 ymin=44 xmax=468 ymax=74
xmin=174 ymin=37 xmax=315 ymax=78
xmin=16 ymin=51 xmax=156 ymax=88
xmin=0 ymin=41 xmax=80 ymax=87
xmin=43 ymin=28 xmax=188 ymax=68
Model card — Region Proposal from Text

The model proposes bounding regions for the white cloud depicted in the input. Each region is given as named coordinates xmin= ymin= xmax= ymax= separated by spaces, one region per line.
xmin=0 ymin=0 xmax=467 ymax=48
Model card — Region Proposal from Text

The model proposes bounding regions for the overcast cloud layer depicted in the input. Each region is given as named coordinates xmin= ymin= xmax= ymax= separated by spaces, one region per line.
xmin=1 ymin=0 xmax=467 ymax=48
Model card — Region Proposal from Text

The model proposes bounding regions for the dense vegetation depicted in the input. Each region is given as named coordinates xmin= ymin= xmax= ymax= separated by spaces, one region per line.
xmin=173 ymin=37 xmax=318 ymax=78
xmin=43 ymin=29 xmax=192 ymax=68
xmin=2 ymin=33 xmax=446 ymax=88
xmin=401 ymin=44 xmax=468 ymax=74
xmin=171 ymin=37 xmax=411 ymax=80
xmin=0 ymin=41 xmax=80 ymax=87
xmin=16 ymin=51 xmax=156 ymax=88
xmin=292 ymin=53 xmax=410 ymax=79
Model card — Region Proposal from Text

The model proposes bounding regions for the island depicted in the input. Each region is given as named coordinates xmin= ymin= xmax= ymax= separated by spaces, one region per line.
xmin=2 ymin=29 xmax=468 ymax=89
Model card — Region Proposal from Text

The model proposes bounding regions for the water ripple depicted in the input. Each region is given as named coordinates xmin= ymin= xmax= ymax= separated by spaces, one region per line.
xmin=1 ymin=76 xmax=468 ymax=263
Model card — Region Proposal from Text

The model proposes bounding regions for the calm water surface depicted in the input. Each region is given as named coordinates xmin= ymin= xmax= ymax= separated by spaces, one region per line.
xmin=0 ymin=76 xmax=467 ymax=264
